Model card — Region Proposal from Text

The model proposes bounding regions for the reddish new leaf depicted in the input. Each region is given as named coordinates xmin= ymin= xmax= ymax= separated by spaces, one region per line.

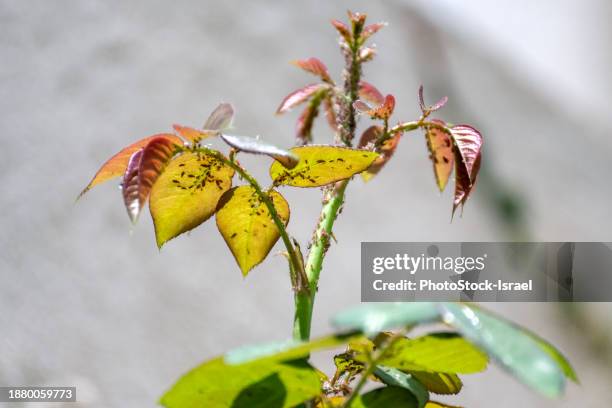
xmin=361 ymin=22 xmax=387 ymax=42
xmin=450 ymin=125 xmax=483 ymax=217
xmin=450 ymin=124 xmax=483 ymax=183
xmin=323 ymin=95 xmax=337 ymax=132
xmin=353 ymin=100 xmax=372 ymax=113
xmin=419 ymin=85 xmax=448 ymax=114
xmin=122 ymin=149 xmax=144 ymax=222
xmin=453 ymin=151 xmax=481 ymax=217
xmin=173 ymin=124 xmax=217 ymax=144
xmin=358 ymin=125 xmax=383 ymax=149
xmin=203 ymin=102 xmax=234 ymax=131
xmin=276 ymin=84 xmax=328 ymax=114
xmin=331 ymin=19 xmax=352 ymax=44
xmin=348 ymin=10 xmax=367 ymax=27
xmin=377 ymin=95 xmax=396 ymax=119
xmin=354 ymin=94 xmax=395 ymax=120
xmin=122 ymin=137 xmax=178 ymax=222
xmin=291 ymin=58 xmax=332 ymax=83
xmin=425 ymin=120 xmax=454 ymax=192
xmin=358 ymin=126 xmax=402 ymax=181
xmin=79 ymin=133 xmax=182 ymax=198
xmin=359 ymin=81 xmax=385 ymax=105
xmin=296 ymin=102 xmax=320 ymax=146
xmin=431 ymin=96 xmax=449 ymax=112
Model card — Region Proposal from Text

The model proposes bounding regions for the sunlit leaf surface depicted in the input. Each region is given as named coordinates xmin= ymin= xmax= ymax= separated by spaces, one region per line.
xmin=332 ymin=303 xmax=439 ymax=335
xmin=440 ymin=303 xmax=566 ymax=397
xmin=409 ymin=372 xmax=462 ymax=395
xmin=220 ymin=134 xmax=299 ymax=169
xmin=270 ymin=145 xmax=378 ymax=187
xmin=79 ymin=133 xmax=181 ymax=198
xmin=160 ymin=357 xmax=321 ymax=408
xmin=377 ymin=333 xmax=488 ymax=374
xmin=528 ymin=330 xmax=578 ymax=383
xmin=424 ymin=120 xmax=454 ymax=192
xmin=149 ymin=151 xmax=234 ymax=248
xmin=216 ymin=186 xmax=290 ymax=276
xmin=225 ymin=332 xmax=363 ymax=365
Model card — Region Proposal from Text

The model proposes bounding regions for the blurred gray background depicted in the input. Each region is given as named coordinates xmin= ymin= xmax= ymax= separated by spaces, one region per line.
xmin=1 ymin=0 xmax=611 ymax=406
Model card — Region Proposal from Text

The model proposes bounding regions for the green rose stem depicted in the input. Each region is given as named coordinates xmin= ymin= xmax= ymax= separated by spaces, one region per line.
xmin=293 ymin=21 xmax=364 ymax=342
xmin=293 ymin=179 xmax=349 ymax=341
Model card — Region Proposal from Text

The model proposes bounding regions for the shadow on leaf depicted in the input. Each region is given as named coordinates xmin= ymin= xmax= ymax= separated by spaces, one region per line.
xmin=231 ymin=373 xmax=287 ymax=408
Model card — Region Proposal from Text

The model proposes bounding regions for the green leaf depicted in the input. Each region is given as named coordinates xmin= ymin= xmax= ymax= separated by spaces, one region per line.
xmin=225 ymin=332 xmax=364 ymax=365
xmin=408 ymin=372 xmax=462 ymax=395
xmin=160 ymin=357 xmax=321 ymax=408
xmin=332 ymin=303 xmax=440 ymax=335
xmin=270 ymin=146 xmax=379 ymax=187
xmin=378 ymin=333 xmax=488 ymax=374
xmin=220 ymin=134 xmax=299 ymax=169
xmin=440 ymin=303 xmax=566 ymax=397
xmin=374 ymin=367 xmax=429 ymax=408
xmin=216 ymin=186 xmax=290 ymax=276
xmin=333 ymin=352 xmax=365 ymax=379
xmin=149 ymin=151 xmax=234 ymax=248
xmin=528 ymin=332 xmax=578 ymax=383
xmin=350 ymin=386 xmax=418 ymax=408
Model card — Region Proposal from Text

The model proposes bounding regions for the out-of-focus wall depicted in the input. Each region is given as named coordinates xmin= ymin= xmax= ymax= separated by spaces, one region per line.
xmin=1 ymin=0 xmax=610 ymax=406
